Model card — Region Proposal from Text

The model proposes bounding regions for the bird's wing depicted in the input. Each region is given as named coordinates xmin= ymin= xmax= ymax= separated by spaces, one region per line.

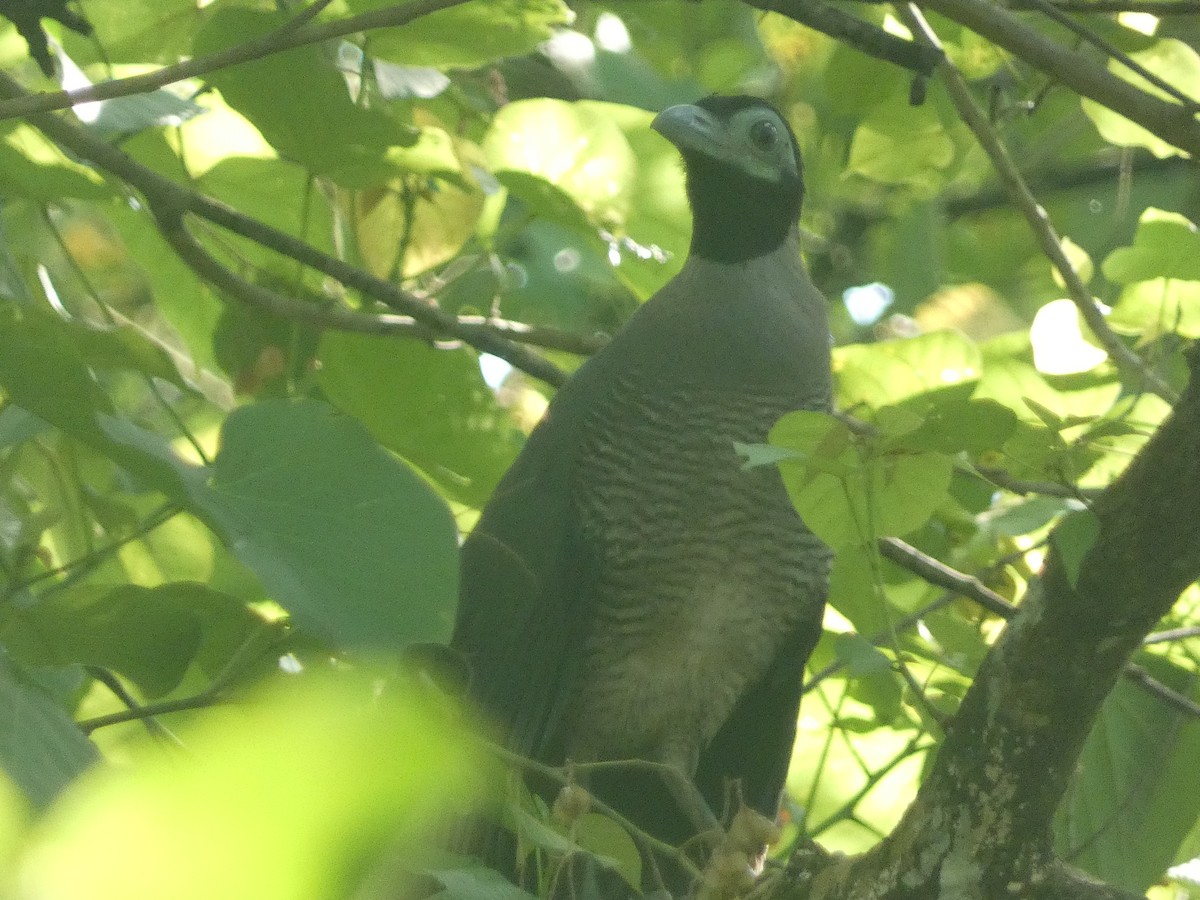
xmin=451 ymin=389 xmax=599 ymax=762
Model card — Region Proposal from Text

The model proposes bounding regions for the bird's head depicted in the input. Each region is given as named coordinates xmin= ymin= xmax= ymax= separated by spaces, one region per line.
xmin=652 ymin=95 xmax=803 ymax=265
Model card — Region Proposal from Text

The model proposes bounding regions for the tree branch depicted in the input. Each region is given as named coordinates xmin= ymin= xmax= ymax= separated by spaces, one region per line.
xmin=0 ymin=0 xmax=471 ymax=121
xmin=1014 ymin=0 xmax=1198 ymax=109
xmin=770 ymin=343 xmax=1200 ymax=898
xmin=744 ymin=0 xmax=944 ymax=76
xmin=1002 ymin=0 xmax=1200 ymax=13
xmin=907 ymin=0 xmax=1200 ymax=157
xmin=0 ymin=71 xmax=569 ymax=388
xmin=898 ymin=4 xmax=1179 ymax=404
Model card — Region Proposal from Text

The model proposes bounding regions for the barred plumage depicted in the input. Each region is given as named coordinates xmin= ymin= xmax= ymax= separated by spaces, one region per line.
xmin=450 ymin=95 xmax=833 ymax=894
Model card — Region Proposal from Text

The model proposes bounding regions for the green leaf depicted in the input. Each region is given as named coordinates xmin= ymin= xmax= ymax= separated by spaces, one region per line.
xmin=823 ymin=45 xmax=907 ymax=115
xmin=1051 ymin=508 xmax=1100 ymax=589
xmin=356 ymin=0 xmax=571 ymax=69
xmin=1108 ymin=279 xmax=1200 ymax=341
xmin=71 ymin=320 xmax=196 ymax=392
xmin=0 ymin=124 xmax=111 ymax=201
xmin=198 ymin=157 xmax=336 ymax=264
xmin=1055 ymin=658 xmax=1200 ymax=892
xmin=1102 ymin=210 xmax=1200 ymax=284
xmin=984 ymin=496 xmax=1071 ymax=538
xmin=870 ymin=451 xmax=954 ymax=538
xmin=0 ymin=304 xmax=111 ymax=442
xmin=834 ymin=632 xmax=892 ymax=676
xmin=735 ymin=441 xmax=801 ymax=469
xmin=1081 ymin=39 xmax=1200 ymax=158
xmin=103 ymin=201 xmax=225 ymax=379
xmin=770 ymin=410 xmax=855 ymax=475
xmin=846 ymin=96 xmax=955 ymax=187
xmin=204 ymin=399 xmax=459 ymax=650
xmin=574 ymin=812 xmax=642 ymax=889
xmin=602 ymin=102 xmax=689 ymax=300
xmin=894 ymin=398 xmax=1017 ymax=455
xmin=193 ymin=8 xmax=398 ymax=183
xmin=835 ymin=331 xmax=981 ymax=412
xmin=89 ymin=404 xmax=458 ymax=652
xmin=19 ymin=671 xmax=487 ymax=900
xmin=0 ymin=583 xmax=259 ymax=699
xmin=975 ymin=333 xmax=1121 ymax=425
xmin=62 ymin=0 xmax=200 ymax=64
xmin=351 ymin=169 xmax=484 ymax=279
xmin=318 ymin=332 xmax=520 ymax=507
xmin=484 ymin=99 xmax=637 ymax=232
xmin=873 ymin=405 xmax=924 ymax=438
xmin=828 ymin=544 xmax=885 ymax=635
xmin=419 ymin=858 xmax=540 ymax=899
xmin=771 ymin=411 xmax=950 ymax=547
xmin=994 ymin=420 xmax=1100 ymax=485
xmin=0 ymin=650 xmax=97 ymax=810
xmin=0 ymin=404 xmax=48 ymax=450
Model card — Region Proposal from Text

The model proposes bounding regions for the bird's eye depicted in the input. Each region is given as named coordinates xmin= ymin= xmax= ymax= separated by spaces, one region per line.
xmin=749 ymin=119 xmax=779 ymax=151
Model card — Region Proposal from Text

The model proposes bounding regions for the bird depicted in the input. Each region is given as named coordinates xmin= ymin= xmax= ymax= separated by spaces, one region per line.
xmin=450 ymin=94 xmax=833 ymax=895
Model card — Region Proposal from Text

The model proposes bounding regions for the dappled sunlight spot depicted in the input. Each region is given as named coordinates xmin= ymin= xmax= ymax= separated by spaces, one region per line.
xmin=594 ymin=11 xmax=632 ymax=53
xmin=939 ymin=365 xmax=976 ymax=383
xmin=1030 ymin=298 xmax=1108 ymax=375
xmin=843 ymin=282 xmax=894 ymax=327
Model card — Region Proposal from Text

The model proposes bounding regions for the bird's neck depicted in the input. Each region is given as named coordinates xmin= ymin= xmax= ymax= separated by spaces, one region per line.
xmin=684 ymin=155 xmax=802 ymax=264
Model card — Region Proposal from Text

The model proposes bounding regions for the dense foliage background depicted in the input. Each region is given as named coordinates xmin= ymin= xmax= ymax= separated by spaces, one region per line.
xmin=0 ymin=0 xmax=1198 ymax=897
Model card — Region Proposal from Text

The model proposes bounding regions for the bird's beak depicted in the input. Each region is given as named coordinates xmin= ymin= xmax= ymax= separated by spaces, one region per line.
xmin=651 ymin=104 xmax=728 ymax=157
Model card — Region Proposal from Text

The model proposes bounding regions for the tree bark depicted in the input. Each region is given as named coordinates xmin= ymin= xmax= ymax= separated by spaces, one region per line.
xmin=763 ymin=345 xmax=1200 ymax=900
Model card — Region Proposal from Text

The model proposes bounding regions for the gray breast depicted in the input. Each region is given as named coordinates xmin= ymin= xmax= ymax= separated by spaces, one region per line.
xmin=563 ymin=375 xmax=831 ymax=774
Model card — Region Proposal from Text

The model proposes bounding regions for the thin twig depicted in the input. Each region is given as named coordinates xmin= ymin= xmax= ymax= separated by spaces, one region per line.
xmin=745 ymin=0 xmax=943 ymax=76
xmin=1002 ymin=0 xmax=1200 ymax=12
xmin=84 ymin=666 xmax=184 ymax=746
xmin=485 ymin=743 xmax=706 ymax=883
xmin=880 ymin=537 xmax=1200 ymax=719
xmin=910 ymin=0 xmax=1200 ymax=157
xmin=881 ymin=537 xmax=1018 ymax=618
xmin=971 ymin=464 xmax=1102 ymax=500
xmin=1145 ymin=625 xmax=1200 ymax=644
xmin=78 ymin=622 xmax=280 ymax=733
xmin=1017 ymin=0 xmax=1199 ymax=109
xmin=898 ymin=3 xmax=1178 ymax=404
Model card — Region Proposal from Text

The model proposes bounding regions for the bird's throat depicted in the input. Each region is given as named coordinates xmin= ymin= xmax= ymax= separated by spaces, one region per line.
xmin=684 ymin=154 xmax=803 ymax=264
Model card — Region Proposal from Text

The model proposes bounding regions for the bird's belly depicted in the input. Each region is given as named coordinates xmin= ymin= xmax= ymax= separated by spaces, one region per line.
xmin=564 ymin=564 xmax=821 ymax=773
xmin=564 ymin=379 xmax=830 ymax=772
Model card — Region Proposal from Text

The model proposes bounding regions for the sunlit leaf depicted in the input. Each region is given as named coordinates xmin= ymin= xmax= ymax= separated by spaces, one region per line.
xmin=1030 ymin=299 xmax=1108 ymax=376
xmin=354 ymin=0 xmax=571 ymax=69
xmin=193 ymin=8 xmax=399 ymax=183
xmin=835 ymin=331 xmax=981 ymax=412
xmin=1102 ymin=210 xmax=1200 ymax=284
xmin=1109 ymin=279 xmax=1200 ymax=341
xmin=19 ymin=672 xmax=487 ymax=900
xmin=1081 ymin=39 xmax=1200 ymax=158
xmin=846 ymin=97 xmax=955 ymax=187
xmin=893 ymin=397 xmax=1017 ymax=455
xmin=0 ymin=124 xmax=111 ymax=201
xmin=484 ymin=99 xmax=637 ymax=231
